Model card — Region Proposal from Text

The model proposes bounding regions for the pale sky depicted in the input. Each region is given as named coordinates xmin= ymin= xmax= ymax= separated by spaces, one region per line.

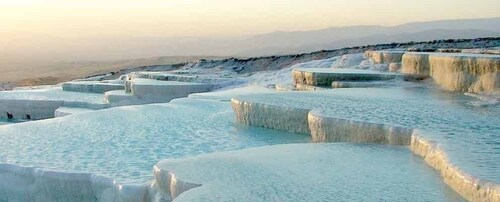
xmin=0 ymin=0 xmax=499 ymax=69
xmin=1 ymin=0 xmax=499 ymax=38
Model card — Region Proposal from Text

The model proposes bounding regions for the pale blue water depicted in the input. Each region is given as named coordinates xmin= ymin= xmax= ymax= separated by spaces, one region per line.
xmin=0 ymin=98 xmax=310 ymax=183
xmin=0 ymin=85 xmax=493 ymax=200
xmin=235 ymin=87 xmax=500 ymax=183
xmin=0 ymin=87 xmax=106 ymax=103
xmin=0 ymin=119 xmax=24 ymax=125
xmin=165 ymin=143 xmax=464 ymax=201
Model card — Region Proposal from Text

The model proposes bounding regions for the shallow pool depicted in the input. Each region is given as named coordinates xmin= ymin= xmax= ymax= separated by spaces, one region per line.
xmin=0 ymin=98 xmax=310 ymax=183
xmin=0 ymin=119 xmax=24 ymax=125
xmin=0 ymin=87 xmax=106 ymax=103
xmin=234 ymin=87 xmax=500 ymax=183
xmin=160 ymin=143 xmax=465 ymax=201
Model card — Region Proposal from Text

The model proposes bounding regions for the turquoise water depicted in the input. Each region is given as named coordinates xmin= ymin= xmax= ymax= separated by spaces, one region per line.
xmin=0 ymin=84 xmax=495 ymax=200
xmin=235 ymin=87 xmax=500 ymax=183
xmin=0 ymin=119 xmax=24 ymax=125
xmin=0 ymin=98 xmax=310 ymax=183
xmin=163 ymin=143 xmax=464 ymax=201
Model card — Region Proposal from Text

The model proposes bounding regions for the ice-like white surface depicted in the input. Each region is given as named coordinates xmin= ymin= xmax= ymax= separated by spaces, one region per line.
xmin=104 ymin=90 xmax=142 ymax=106
xmin=402 ymin=52 xmax=500 ymax=94
xmin=461 ymin=49 xmax=500 ymax=55
xmin=388 ymin=62 xmax=402 ymax=72
xmin=125 ymin=71 xmax=247 ymax=93
xmin=232 ymin=87 xmax=500 ymax=184
xmin=243 ymin=57 xmax=340 ymax=87
xmin=0 ymin=98 xmax=309 ymax=184
xmin=62 ymin=80 xmax=124 ymax=93
xmin=401 ymin=52 xmax=431 ymax=76
xmin=0 ymin=87 xmax=105 ymax=103
xmin=331 ymin=81 xmax=389 ymax=88
xmin=128 ymin=79 xmax=212 ymax=104
xmin=0 ymin=100 xmax=64 ymax=120
xmin=428 ymin=53 xmax=499 ymax=94
xmin=130 ymin=79 xmax=203 ymax=86
xmin=188 ymin=85 xmax=275 ymax=101
xmin=128 ymin=72 xmax=232 ymax=84
xmin=295 ymin=68 xmax=393 ymax=74
xmin=232 ymin=54 xmax=394 ymax=93
xmin=365 ymin=50 xmax=405 ymax=64
xmin=0 ymin=163 xmax=155 ymax=202
xmin=246 ymin=54 xmax=379 ymax=87
xmin=0 ymin=50 xmax=497 ymax=200
xmin=156 ymin=143 xmax=464 ymax=201
xmin=54 ymin=107 xmax=96 ymax=117
xmin=292 ymin=68 xmax=401 ymax=86
xmin=331 ymin=53 xmax=365 ymax=68
xmin=0 ymin=87 xmax=108 ymax=120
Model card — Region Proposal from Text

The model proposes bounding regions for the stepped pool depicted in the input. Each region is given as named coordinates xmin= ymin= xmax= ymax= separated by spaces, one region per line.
xmin=232 ymin=87 xmax=500 ymax=184
xmin=0 ymin=85 xmax=496 ymax=201
xmin=158 ymin=143 xmax=464 ymax=201
xmin=0 ymin=98 xmax=310 ymax=183
xmin=0 ymin=87 xmax=106 ymax=103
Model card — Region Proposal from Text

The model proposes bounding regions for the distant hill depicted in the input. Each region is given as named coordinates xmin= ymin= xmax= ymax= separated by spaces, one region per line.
xmin=245 ymin=29 xmax=500 ymax=56
xmin=2 ymin=17 xmax=500 ymax=88
xmin=236 ymin=18 xmax=500 ymax=56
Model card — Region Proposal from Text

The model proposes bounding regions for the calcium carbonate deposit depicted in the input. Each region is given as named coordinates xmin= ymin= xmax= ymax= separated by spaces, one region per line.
xmin=0 ymin=43 xmax=499 ymax=201
xmin=156 ymin=144 xmax=464 ymax=201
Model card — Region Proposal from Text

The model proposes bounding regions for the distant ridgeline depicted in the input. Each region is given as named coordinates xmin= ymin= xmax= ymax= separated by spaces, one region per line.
xmin=100 ymin=37 xmax=500 ymax=80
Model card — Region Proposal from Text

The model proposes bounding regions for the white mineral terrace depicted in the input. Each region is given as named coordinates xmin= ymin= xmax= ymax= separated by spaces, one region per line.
xmin=127 ymin=79 xmax=212 ymax=104
xmin=0 ymin=77 xmax=219 ymax=120
xmin=0 ymin=85 xmax=477 ymax=201
xmin=0 ymin=51 xmax=499 ymax=201
xmin=364 ymin=50 xmax=405 ymax=64
xmin=0 ymin=97 xmax=310 ymax=201
xmin=292 ymin=68 xmax=401 ymax=86
xmin=54 ymin=107 xmax=96 ymax=117
xmin=62 ymin=80 xmax=125 ymax=93
xmin=0 ymin=88 xmax=107 ymax=120
xmin=127 ymin=72 xmax=232 ymax=85
xmin=155 ymin=143 xmax=464 ymax=201
xmin=104 ymin=90 xmax=142 ymax=106
xmin=231 ymin=87 xmax=500 ymax=201
xmin=401 ymin=52 xmax=499 ymax=94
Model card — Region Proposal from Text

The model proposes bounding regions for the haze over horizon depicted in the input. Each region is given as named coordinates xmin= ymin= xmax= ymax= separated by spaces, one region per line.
xmin=1 ymin=0 xmax=499 ymax=69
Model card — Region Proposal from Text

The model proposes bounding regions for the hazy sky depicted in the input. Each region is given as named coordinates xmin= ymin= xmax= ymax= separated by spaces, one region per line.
xmin=0 ymin=0 xmax=499 ymax=69
xmin=1 ymin=0 xmax=499 ymax=38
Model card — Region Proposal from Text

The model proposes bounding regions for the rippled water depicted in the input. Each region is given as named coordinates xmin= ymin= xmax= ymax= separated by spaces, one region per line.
xmin=235 ymin=87 xmax=500 ymax=183
xmin=0 ymin=98 xmax=309 ymax=183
